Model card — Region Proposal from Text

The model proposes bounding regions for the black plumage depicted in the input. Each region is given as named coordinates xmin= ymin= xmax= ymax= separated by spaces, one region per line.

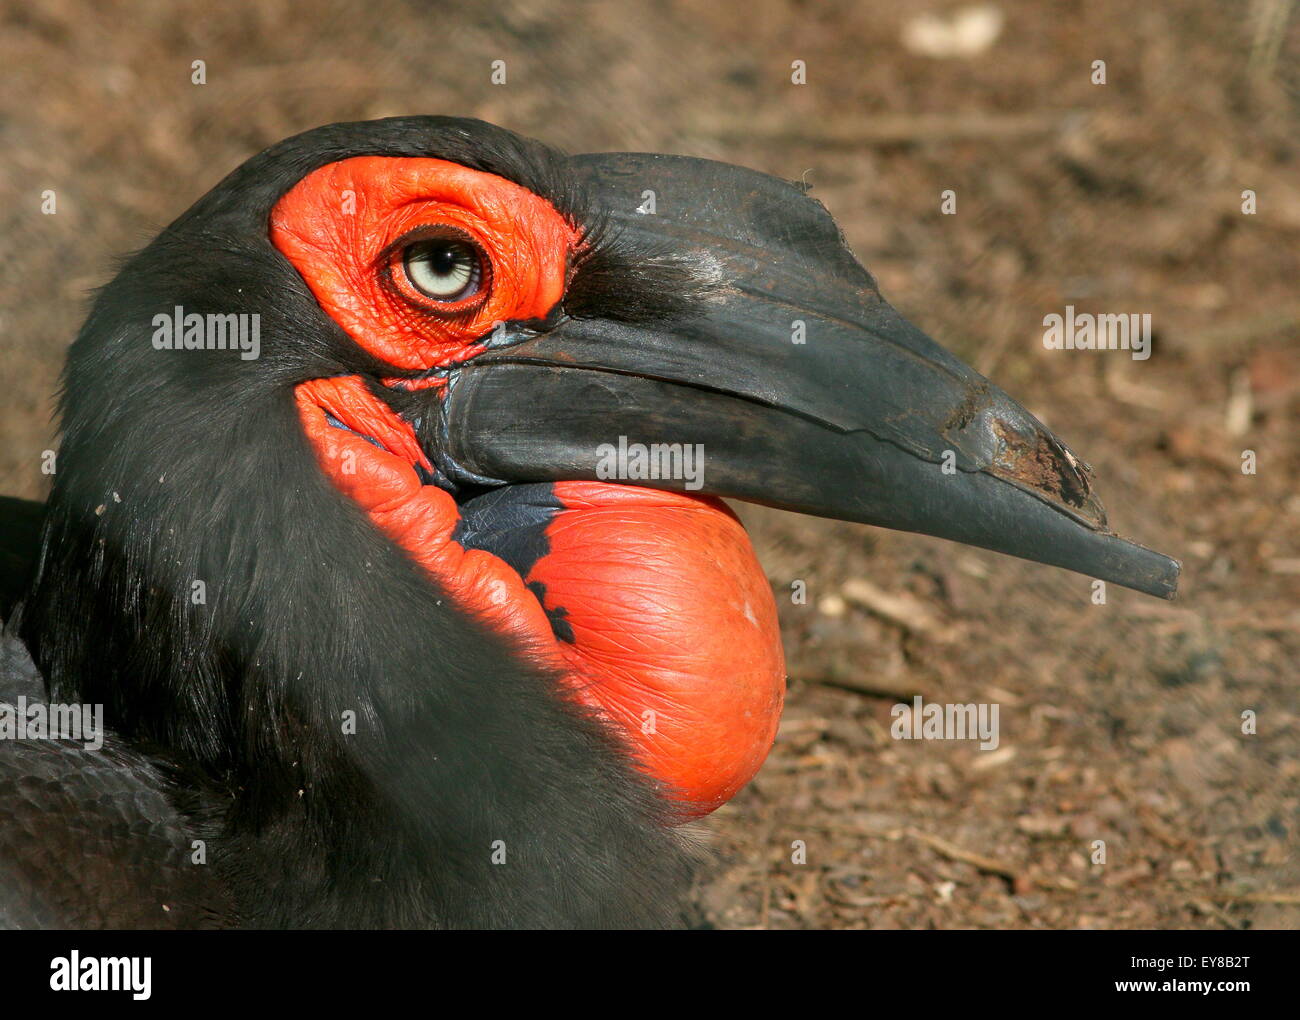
xmin=5 ymin=118 xmax=697 ymax=928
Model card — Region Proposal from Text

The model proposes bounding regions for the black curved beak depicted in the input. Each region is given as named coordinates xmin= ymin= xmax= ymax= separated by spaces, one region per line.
xmin=435 ymin=152 xmax=1180 ymax=599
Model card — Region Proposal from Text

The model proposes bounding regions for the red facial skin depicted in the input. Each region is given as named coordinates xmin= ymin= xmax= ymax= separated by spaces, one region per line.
xmin=275 ymin=159 xmax=786 ymax=820
xmin=272 ymin=156 xmax=576 ymax=371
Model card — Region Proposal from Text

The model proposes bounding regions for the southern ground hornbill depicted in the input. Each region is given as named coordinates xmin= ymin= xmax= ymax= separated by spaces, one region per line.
xmin=0 ymin=117 xmax=1179 ymax=929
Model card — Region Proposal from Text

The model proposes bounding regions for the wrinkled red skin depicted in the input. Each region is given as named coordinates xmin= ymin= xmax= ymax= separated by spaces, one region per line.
xmin=276 ymin=161 xmax=786 ymax=820
xmin=271 ymin=156 xmax=575 ymax=371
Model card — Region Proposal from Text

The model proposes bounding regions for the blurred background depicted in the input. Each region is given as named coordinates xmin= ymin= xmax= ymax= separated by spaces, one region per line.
xmin=0 ymin=0 xmax=1296 ymax=928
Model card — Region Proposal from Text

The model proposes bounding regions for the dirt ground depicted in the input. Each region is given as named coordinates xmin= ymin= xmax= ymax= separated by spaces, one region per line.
xmin=0 ymin=0 xmax=1296 ymax=929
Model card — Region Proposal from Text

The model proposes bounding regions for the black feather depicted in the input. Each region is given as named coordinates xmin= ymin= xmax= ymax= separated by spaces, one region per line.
xmin=18 ymin=117 xmax=696 ymax=928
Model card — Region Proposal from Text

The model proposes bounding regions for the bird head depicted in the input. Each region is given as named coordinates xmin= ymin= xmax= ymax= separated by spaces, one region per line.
xmin=27 ymin=117 xmax=1178 ymax=833
xmin=260 ymin=120 xmax=1178 ymax=598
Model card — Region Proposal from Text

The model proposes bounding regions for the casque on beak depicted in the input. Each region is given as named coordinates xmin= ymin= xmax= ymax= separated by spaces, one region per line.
xmin=430 ymin=152 xmax=1180 ymax=599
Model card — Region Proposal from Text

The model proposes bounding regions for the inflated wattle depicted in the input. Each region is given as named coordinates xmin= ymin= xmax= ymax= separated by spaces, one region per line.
xmin=540 ymin=482 xmax=785 ymax=816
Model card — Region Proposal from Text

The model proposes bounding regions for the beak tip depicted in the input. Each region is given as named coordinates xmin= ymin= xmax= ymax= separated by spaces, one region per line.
xmin=1161 ymin=555 xmax=1183 ymax=600
xmin=1114 ymin=539 xmax=1181 ymax=600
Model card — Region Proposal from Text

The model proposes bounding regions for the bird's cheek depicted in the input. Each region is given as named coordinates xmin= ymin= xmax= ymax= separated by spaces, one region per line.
xmin=293 ymin=378 xmax=566 ymax=658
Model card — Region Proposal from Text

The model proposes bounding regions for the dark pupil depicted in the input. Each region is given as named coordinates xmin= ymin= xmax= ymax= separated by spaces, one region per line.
xmin=429 ymin=243 xmax=462 ymax=275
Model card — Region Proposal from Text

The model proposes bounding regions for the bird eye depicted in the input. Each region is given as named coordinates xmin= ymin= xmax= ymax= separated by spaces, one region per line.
xmin=402 ymin=238 xmax=483 ymax=302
